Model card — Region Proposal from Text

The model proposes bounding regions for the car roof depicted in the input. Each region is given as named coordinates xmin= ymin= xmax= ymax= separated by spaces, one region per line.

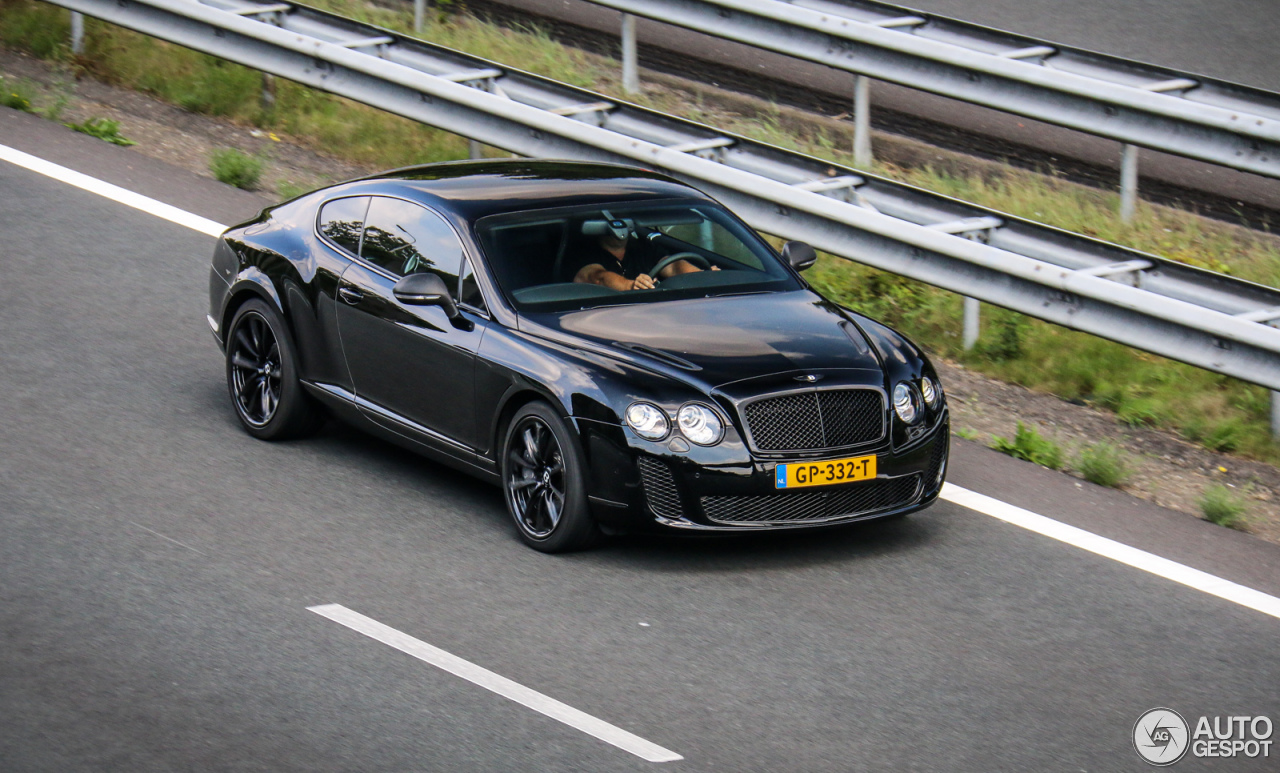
xmin=332 ymin=159 xmax=713 ymax=220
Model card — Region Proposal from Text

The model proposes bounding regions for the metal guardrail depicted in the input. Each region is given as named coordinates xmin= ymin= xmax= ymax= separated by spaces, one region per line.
xmin=585 ymin=0 xmax=1280 ymax=181
xmin=39 ymin=0 xmax=1280 ymax=394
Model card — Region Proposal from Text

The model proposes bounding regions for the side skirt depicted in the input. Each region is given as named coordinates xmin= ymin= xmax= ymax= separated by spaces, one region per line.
xmin=303 ymin=382 xmax=500 ymax=486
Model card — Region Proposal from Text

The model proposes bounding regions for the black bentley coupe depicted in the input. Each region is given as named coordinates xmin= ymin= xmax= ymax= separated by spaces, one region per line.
xmin=208 ymin=160 xmax=948 ymax=551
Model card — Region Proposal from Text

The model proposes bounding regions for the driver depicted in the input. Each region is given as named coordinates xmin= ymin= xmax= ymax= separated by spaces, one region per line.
xmin=571 ymin=218 xmax=705 ymax=291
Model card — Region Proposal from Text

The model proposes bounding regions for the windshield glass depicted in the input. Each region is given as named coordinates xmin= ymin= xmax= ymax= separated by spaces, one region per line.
xmin=475 ymin=200 xmax=800 ymax=311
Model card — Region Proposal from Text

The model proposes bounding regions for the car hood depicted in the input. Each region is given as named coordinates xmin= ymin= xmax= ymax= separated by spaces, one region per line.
xmin=520 ymin=291 xmax=884 ymax=388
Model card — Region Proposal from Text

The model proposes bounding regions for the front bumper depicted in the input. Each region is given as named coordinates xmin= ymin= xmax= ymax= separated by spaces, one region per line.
xmin=580 ymin=409 xmax=949 ymax=533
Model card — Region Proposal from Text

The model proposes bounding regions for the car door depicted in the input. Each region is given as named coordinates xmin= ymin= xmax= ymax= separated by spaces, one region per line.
xmin=335 ymin=195 xmax=488 ymax=450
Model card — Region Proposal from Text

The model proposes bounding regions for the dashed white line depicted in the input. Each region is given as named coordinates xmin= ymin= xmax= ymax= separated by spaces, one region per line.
xmin=0 ymin=143 xmax=225 ymax=237
xmin=308 ymin=603 xmax=683 ymax=763
xmin=941 ymin=483 xmax=1280 ymax=620
xmin=5 ymin=143 xmax=1280 ymax=626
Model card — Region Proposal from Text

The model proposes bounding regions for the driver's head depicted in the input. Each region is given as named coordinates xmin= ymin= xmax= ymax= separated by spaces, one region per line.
xmin=599 ymin=232 xmax=627 ymax=251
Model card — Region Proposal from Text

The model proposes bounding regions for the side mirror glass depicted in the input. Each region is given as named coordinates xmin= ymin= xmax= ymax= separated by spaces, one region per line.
xmin=782 ymin=241 xmax=817 ymax=272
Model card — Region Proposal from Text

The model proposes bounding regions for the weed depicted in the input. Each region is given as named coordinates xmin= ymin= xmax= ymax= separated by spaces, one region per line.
xmin=991 ymin=422 xmax=1064 ymax=470
xmin=1 ymin=77 xmax=36 ymax=111
xmin=1075 ymin=441 xmax=1131 ymax=488
xmin=210 ymin=148 xmax=264 ymax=189
xmin=64 ymin=116 xmax=136 ymax=146
xmin=1199 ymin=484 xmax=1248 ymax=528
xmin=954 ymin=427 xmax=979 ymax=441
xmin=40 ymin=91 xmax=69 ymax=121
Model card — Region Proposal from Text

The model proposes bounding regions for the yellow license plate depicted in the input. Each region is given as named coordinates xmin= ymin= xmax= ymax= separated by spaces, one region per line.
xmin=775 ymin=455 xmax=877 ymax=489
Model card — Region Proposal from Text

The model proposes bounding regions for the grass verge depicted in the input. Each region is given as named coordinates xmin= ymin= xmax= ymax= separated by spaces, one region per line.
xmin=1199 ymin=484 xmax=1248 ymax=528
xmin=991 ymin=422 xmax=1064 ymax=470
xmin=2 ymin=0 xmax=1279 ymax=463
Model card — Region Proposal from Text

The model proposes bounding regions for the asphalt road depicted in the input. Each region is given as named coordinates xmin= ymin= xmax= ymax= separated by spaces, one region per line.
xmin=474 ymin=0 xmax=1280 ymax=217
xmin=2 ymin=112 xmax=1279 ymax=771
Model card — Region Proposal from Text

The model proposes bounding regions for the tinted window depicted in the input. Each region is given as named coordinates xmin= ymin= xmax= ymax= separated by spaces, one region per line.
xmin=318 ymin=196 xmax=369 ymax=254
xmin=361 ymin=197 xmax=463 ymax=287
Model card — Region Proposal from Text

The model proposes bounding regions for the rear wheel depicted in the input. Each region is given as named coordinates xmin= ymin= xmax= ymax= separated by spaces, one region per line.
xmin=225 ymin=298 xmax=323 ymax=440
xmin=501 ymin=402 xmax=599 ymax=552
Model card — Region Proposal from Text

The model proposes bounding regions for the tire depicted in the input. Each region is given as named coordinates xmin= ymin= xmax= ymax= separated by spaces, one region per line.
xmin=225 ymin=298 xmax=323 ymax=440
xmin=501 ymin=401 xmax=599 ymax=553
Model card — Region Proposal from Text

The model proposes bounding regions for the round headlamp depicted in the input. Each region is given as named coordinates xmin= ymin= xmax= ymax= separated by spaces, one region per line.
xmin=921 ymin=376 xmax=941 ymax=408
xmin=893 ymin=382 xmax=919 ymax=424
xmin=676 ymin=403 xmax=724 ymax=446
xmin=625 ymin=402 xmax=669 ymax=440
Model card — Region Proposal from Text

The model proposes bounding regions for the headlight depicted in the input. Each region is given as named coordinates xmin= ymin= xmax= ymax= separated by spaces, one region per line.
xmin=921 ymin=376 xmax=941 ymax=408
xmin=625 ymin=402 xmax=669 ymax=440
xmin=676 ymin=403 xmax=724 ymax=445
xmin=893 ymin=382 xmax=918 ymax=424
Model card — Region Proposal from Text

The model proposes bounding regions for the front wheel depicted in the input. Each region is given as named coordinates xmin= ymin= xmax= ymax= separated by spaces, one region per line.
xmin=225 ymin=298 xmax=323 ymax=440
xmin=501 ymin=402 xmax=599 ymax=553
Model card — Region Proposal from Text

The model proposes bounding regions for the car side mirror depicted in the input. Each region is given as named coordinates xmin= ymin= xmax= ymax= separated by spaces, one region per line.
xmin=782 ymin=241 xmax=817 ymax=272
xmin=392 ymin=272 xmax=471 ymax=329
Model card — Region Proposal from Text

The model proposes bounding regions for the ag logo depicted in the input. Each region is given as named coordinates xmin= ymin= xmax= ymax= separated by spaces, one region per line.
xmin=1134 ymin=708 xmax=1190 ymax=766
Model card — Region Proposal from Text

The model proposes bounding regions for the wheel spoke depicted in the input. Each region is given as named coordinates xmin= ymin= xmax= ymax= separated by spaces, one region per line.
xmin=522 ymin=428 xmax=539 ymax=465
xmin=543 ymin=489 xmax=561 ymax=528
xmin=510 ymin=475 xmax=538 ymax=490
xmin=508 ymin=450 xmax=534 ymax=471
xmin=258 ymin=381 xmax=271 ymax=419
xmin=231 ymin=352 xmax=258 ymax=371
xmin=234 ymin=328 xmax=257 ymax=358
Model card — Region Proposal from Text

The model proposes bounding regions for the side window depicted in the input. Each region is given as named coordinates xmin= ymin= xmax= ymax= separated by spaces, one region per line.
xmin=361 ymin=197 xmax=463 ymax=288
xmin=459 ymin=257 xmax=486 ymax=311
xmin=318 ymin=196 xmax=370 ymax=254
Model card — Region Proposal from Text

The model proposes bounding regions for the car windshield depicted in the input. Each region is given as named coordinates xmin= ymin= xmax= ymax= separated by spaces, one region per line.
xmin=475 ymin=200 xmax=800 ymax=311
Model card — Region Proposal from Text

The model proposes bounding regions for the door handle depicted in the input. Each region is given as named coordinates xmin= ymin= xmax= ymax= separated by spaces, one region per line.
xmin=338 ymin=286 xmax=363 ymax=305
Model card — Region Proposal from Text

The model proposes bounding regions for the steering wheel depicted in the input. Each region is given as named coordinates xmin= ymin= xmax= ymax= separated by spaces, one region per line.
xmin=649 ymin=251 xmax=712 ymax=280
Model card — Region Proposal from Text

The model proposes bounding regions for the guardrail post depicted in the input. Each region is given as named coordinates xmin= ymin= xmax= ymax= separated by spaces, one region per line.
xmin=70 ymin=11 xmax=85 ymax=55
xmin=853 ymin=75 xmax=872 ymax=168
xmin=413 ymin=0 xmax=425 ymax=34
xmin=1120 ymin=143 xmax=1139 ymax=222
xmin=469 ymin=139 xmax=483 ymax=159
xmin=261 ymin=73 xmax=276 ymax=109
xmin=963 ymin=296 xmax=980 ymax=350
xmin=1271 ymin=392 xmax=1280 ymax=440
xmin=621 ymin=13 xmax=639 ymax=94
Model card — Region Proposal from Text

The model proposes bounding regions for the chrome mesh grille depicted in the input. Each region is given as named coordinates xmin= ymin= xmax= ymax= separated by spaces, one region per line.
xmin=924 ymin=427 xmax=949 ymax=489
xmin=636 ymin=456 xmax=683 ymax=519
xmin=700 ymin=474 xmax=920 ymax=524
xmin=742 ymin=389 xmax=884 ymax=452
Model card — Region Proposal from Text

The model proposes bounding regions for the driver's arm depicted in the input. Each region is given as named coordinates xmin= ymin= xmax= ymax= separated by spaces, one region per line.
xmin=573 ymin=264 xmax=656 ymax=290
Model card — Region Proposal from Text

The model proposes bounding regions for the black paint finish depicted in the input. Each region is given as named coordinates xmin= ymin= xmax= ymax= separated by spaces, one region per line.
xmin=209 ymin=159 xmax=949 ymax=534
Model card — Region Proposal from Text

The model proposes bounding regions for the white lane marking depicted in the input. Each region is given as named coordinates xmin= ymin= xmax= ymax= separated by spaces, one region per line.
xmin=5 ymin=143 xmax=1278 ymax=624
xmin=942 ymin=483 xmax=1280 ymax=621
xmin=0 ymin=143 xmax=226 ymax=237
xmin=308 ymin=604 xmax=683 ymax=763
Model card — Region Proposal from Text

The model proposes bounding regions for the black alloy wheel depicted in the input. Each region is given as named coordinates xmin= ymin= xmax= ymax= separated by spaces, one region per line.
xmin=225 ymin=298 xmax=322 ymax=440
xmin=502 ymin=402 xmax=598 ymax=552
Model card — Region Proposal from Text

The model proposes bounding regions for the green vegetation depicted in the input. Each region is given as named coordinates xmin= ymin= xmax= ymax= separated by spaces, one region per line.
xmin=210 ymin=148 xmax=263 ymax=189
xmin=953 ymin=427 xmax=980 ymax=441
xmin=1198 ymin=484 xmax=1248 ymax=528
xmin=1 ymin=75 xmax=35 ymax=111
xmin=1074 ymin=441 xmax=1131 ymax=488
xmin=3 ymin=0 xmax=1280 ymax=464
xmin=991 ymin=422 xmax=1064 ymax=470
xmin=64 ymin=116 xmax=136 ymax=146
